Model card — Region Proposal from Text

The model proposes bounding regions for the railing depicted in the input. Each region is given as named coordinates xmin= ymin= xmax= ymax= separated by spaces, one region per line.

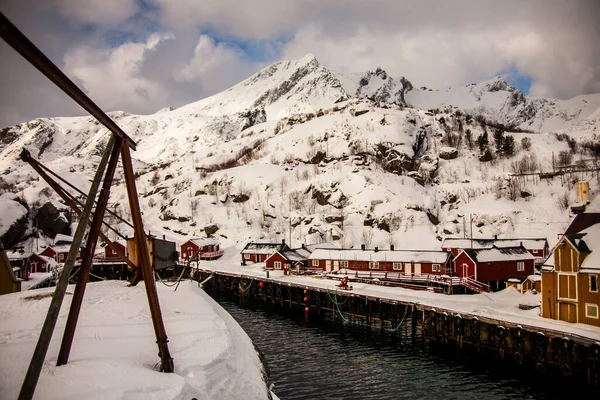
xmin=460 ymin=277 xmax=491 ymax=293
xmin=324 ymin=270 xmax=491 ymax=294
xmin=198 ymin=250 xmax=224 ymax=259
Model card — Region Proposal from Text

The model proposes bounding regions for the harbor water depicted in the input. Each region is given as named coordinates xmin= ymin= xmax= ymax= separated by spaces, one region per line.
xmin=220 ymin=300 xmax=589 ymax=400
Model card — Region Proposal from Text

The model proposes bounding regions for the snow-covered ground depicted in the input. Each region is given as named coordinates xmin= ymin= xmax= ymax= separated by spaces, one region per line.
xmin=196 ymin=249 xmax=600 ymax=343
xmin=20 ymin=272 xmax=53 ymax=290
xmin=0 ymin=281 xmax=271 ymax=400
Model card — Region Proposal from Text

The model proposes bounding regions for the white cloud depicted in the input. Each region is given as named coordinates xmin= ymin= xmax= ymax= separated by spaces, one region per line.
xmin=176 ymin=35 xmax=259 ymax=94
xmin=55 ymin=0 xmax=139 ymax=25
xmin=63 ymin=33 xmax=174 ymax=114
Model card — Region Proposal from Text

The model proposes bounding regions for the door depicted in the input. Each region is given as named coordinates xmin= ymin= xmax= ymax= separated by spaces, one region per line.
xmin=405 ymin=263 xmax=412 ymax=275
xmin=325 ymin=260 xmax=332 ymax=272
xmin=333 ymin=260 xmax=339 ymax=271
xmin=414 ymin=263 xmax=421 ymax=275
xmin=462 ymin=263 xmax=469 ymax=278
xmin=559 ymin=302 xmax=577 ymax=323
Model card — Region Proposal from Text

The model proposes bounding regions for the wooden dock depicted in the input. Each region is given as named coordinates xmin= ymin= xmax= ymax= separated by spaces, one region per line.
xmin=193 ymin=269 xmax=600 ymax=388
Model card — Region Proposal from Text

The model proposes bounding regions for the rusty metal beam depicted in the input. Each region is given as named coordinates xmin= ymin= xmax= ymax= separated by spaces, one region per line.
xmin=34 ymin=159 xmax=135 ymax=231
xmin=121 ymin=144 xmax=174 ymax=373
xmin=57 ymin=138 xmax=123 ymax=366
xmin=0 ymin=12 xmax=136 ymax=150
xmin=19 ymin=149 xmax=137 ymax=270
xmin=17 ymin=137 xmax=115 ymax=400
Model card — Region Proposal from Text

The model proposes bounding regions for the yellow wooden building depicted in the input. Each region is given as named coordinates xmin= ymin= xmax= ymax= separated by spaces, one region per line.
xmin=541 ymin=213 xmax=600 ymax=326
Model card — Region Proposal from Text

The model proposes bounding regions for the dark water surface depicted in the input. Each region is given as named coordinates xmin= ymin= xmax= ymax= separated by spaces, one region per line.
xmin=220 ymin=301 xmax=593 ymax=400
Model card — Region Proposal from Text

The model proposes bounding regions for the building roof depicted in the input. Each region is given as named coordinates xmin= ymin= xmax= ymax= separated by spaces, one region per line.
xmin=292 ymin=248 xmax=311 ymax=258
xmin=280 ymin=250 xmax=308 ymax=262
xmin=564 ymin=234 xmax=591 ymax=253
xmin=305 ymin=242 xmax=340 ymax=252
xmin=564 ymin=212 xmax=600 ymax=235
xmin=441 ymin=237 xmax=548 ymax=251
xmin=461 ymin=246 xmax=534 ymax=263
xmin=527 ymin=274 xmax=542 ymax=282
xmin=54 ymin=234 xmax=74 ymax=245
xmin=579 ymin=223 xmax=600 ymax=271
xmin=508 ymin=277 xmax=526 ymax=284
xmin=308 ymin=248 xmax=451 ymax=264
xmin=241 ymin=242 xmax=286 ymax=255
xmin=187 ymin=238 xmax=219 ymax=247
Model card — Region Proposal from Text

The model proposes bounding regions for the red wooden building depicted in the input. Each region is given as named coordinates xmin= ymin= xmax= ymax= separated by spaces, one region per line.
xmin=241 ymin=241 xmax=289 ymax=264
xmin=265 ymin=249 xmax=311 ymax=271
xmin=103 ymin=240 xmax=127 ymax=260
xmin=8 ymin=252 xmax=58 ymax=280
xmin=453 ymin=246 xmax=535 ymax=290
xmin=308 ymin=248 xmax=452 ymax=274
xmin=181 ymin=238 xmax=224 ymax=261
xmin=40 ymin=244 xmax=83 ymax=263
xmin=442 ymin=237 xmax=549 ymax=265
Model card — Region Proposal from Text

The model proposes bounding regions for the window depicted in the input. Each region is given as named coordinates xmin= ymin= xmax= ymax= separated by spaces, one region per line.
xmin=432 ymin=264 xmax=441 ymax=272
xmin=58 ymin=254 xmax=64 ymax=262
xmin=244 ymin=254 xmax=250 ymax=260
xmin=340 ymin=260 xmax=348 ymax=268
xmin=274 ymin=261 xmax=282 ymax=270
xmin=312 ymin=259 xmax=319 ymax=267
xmin=591 ymin=275 xmax=598 ymax=293
xmin=586 ymin=303 xmax=599 ymax=319
xmin=369 ymin=261 xmax=379 ymax=269
xmin=393 ymin=263 xmax=402 ymax=270
xmin=517 ymin=262 xmax=525 ymax=271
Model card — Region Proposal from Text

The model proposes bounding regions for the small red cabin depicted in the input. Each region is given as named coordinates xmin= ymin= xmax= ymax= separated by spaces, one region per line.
xmin=453 ymin=246 xmax=535 ymax=290
xmin=40 ymin=245 xmax=82 ymax=263
xmin=265 ymin=249 xmax=310 ymax=271
xmin=181 ymin=238 xmax=224 ymax=260
xmin=104 ymin=240 xmax=127 ymax=260
xmin=241 ymin=241 xmax=289 ymax=264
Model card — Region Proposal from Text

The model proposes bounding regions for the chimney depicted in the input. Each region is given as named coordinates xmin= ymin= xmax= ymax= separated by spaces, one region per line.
xmin=494 ymin=234 xmax=498 ymax=240
xmin=301 ymin=243 xmax=306 ymax=249
xmin=520 ymin=241 xmax=523 ymax=248
xmin=163 ymin=235 xmax=165 ymax=240
xmin=361 ymin=244 xmax=366 ymax=251
xmin=390 ymin=244 xmax=395 ymax=251
xmin=282 ymin=238 xmax=285 ymax=244
xmin=374 ymin=247 xmax=379 ymax=252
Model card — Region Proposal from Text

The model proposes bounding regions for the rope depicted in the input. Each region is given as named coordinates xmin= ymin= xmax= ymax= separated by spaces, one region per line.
xmin=238 ymin=279 xmax=255 ymax=295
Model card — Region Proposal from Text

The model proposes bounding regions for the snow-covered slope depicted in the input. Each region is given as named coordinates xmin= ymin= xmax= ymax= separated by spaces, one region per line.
xmin=1 ymin=54 xmax=599 ymax=254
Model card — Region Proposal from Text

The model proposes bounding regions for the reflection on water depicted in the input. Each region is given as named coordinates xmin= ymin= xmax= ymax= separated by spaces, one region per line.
xmin=220 ymin=301 xmax=595 ymax=400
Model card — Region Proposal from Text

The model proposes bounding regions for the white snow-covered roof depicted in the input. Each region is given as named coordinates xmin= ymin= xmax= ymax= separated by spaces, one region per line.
xmin=579 ymin=223 xmax=600 ymax=271
xmin=507 ymin=278 xmax=523 ymax=283
xmin=280 ymin=249 xmax=308 ymax=262
xmin=293 ymin=248 xmax=312 ymax=258
xmin=54 ymin=233 xmax=73 ymax=245
xmin=305 ymin=242 xmax=340 ymax=252
xmin=39 ymin=255 xmax=59 ymax=266
xmin=7 ymin=251 xmax=31 ymax=260
xmin=188 ymin=237 xmax=219 ymax=247
xmin=442 ymin=237 xmax=547 ymax=251
xmin=463 ymin=247 xmax=535 ymax=263
xmin=241 ymin=242 xmax=286 ymax=255
xmin=309 ymin=249 xmax=450 ymax=263
xmin=527 ymin=274 xmax=542 ymax=282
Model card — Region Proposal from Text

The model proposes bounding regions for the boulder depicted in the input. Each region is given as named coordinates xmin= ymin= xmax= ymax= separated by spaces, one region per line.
xmin=37 ymin=201 xmax=71 ymax=239
xmin=439 ymin=147 xmax=458 ymax=160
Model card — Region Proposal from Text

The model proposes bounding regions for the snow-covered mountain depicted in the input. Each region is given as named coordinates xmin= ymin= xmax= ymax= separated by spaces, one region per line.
xmin=1 ymin=54 xmax=599 ymax=254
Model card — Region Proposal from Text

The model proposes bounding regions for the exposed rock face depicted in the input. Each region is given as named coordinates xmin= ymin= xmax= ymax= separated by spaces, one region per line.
xmin=204 ymin=224 xmax=219 ymax=237
xmin=1 ymin=212 xmax=29 ymax=249
xmin=36 ymin=202 xmax=71 ymax=239
xmin=439 ymin=147 xmax=458 ymax=160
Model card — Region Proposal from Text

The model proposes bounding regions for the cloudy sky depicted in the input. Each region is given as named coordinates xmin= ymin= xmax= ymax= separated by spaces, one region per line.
xmin=1 ymin=0 xmax=599 ymax=127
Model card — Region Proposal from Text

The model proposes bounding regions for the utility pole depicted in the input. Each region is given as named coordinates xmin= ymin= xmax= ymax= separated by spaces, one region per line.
xmin=289 ymin=195 xmax=292 ymax=247
xmin=470 ymin=214 xmax=473 ymax=249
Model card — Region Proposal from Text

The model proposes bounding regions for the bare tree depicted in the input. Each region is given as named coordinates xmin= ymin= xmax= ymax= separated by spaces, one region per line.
xmin=362 ymin=229 xmax=374 ymax=247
